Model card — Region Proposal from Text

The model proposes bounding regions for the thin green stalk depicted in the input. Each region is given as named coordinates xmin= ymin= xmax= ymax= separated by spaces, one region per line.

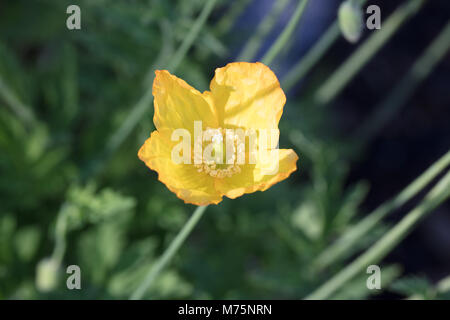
xmin=261 ymin=0 xmax=310 ymax=66
xmin=143 ymin=19 xmax=174 ymax=88
xmin=103 ymin=89 xmax=153 ymax=160
xmin=238 ymin=0 xmax=290 ymax=62
xmin=48 ymin=203 xmax=70 ymax=269
xmin=289 ymin=129 xmax=320 ymax=159
xmin=314 ymin=149 xmax=450 ymax=271
xmin=356 ymin=19 xmax=450 ymax=143
xmin=130 ymin=205 xmax=208 ymax=300
xmin=282 ymin=22 xmax=340 ymax=91
xmin=315 ymin=0 xmax=425 ymax=106
xmin=306 ymin=169 xmax=450 ymax=300
xmin=215 ymin=0 xmax=252 ymax=35
xmin=281 ymin=0 xmax=368 ymax=91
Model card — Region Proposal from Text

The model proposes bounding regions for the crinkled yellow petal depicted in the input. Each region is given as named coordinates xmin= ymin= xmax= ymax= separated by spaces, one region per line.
xmin=138 ymin=129 xmax=223 ymax=206
xmin=209 ymin=62 xmax=286 ymax=130
xmin=153 ymin=70 xmax=218 ymax=134
xmin=215 ymin=149 xmax=298 ymax=199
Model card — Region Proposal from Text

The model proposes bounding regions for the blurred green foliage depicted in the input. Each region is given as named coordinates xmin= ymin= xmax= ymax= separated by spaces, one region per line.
xmin=0 ymin=0 xmax=449 ymax=300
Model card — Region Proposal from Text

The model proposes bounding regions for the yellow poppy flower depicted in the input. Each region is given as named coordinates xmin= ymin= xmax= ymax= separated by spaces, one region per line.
xmin=138 ymin=62 xmax=298 ymax=206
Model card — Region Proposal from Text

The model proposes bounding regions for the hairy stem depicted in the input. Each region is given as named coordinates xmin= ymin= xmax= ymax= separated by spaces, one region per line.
xmin=130 ymin=206 xmax=208 ymax=300
xmin=261 ymin=0 xmax=310 ymax=66
xmin=238 ymin=0 xmax=290 ymax=62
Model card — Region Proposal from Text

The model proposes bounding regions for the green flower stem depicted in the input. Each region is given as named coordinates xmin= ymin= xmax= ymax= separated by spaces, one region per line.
xmin=261 ymin=0 xmax=310 ymax=66
xmin=314 ymin=149 xmax=450 ymax=271
xmin=281 ymin=0 xmax=368 ymax=91
xmin=315 ymin=0 xmax=425 ymax=106
xmin=0 ymin=74 xmax=36 ymax=126
xmin=50 ymin=204 xmax=69 ymax=266
xmin=282 ymin=22 xmax=340 ymax=91
xmin=215 ymin=0 xmax=252 ymax=35
xmin=306 ymin=169 xmax=450 ymax=300
xmin=356 ymin=19 xmax=450 ymax=143
xmin=130 ymin=205 xmax=208 ymax=300
xmin=238 ymin=0 xmax=290 ymax=62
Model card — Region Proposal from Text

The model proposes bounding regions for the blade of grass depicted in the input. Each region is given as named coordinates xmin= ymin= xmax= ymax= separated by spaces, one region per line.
xmin=356 ymin=19 xmax=450 ymax=143
xmin=130 ymin=205 xmax=208 ymax=300
xmin=306 ymin=168 xmax=450 ymax=300
xmin=315 ymin=0 xmax=425 ymax=106
xmin=261 ymin=0 xmax=310 ymax=66
xmin=314 ymin=149 xmax=450 ymax=271
xmin=238 ymin=0 xmax=290 ymax=62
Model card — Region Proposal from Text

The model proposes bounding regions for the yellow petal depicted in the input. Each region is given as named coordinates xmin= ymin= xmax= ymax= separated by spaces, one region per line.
xmin=215 ymin=149 xmax=298 ymax=199
xmin=138 ymin=130 xmax=223 ymax=206
xmin=209 ymin=62 xmax=286 ymax=130
xmin=153 ymin=70 xmax=218 ymax=134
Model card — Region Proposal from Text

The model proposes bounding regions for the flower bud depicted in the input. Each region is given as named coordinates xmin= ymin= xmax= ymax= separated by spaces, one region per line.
xmin=338 ymin=0 xmax=363 ymax=43
xmin=36 ymin=258 xmax=60 ymax=292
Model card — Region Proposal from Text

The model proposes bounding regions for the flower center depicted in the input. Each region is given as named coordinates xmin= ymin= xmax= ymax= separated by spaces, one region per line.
xmin=194 ymin=128 xmax=242 ymax=178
